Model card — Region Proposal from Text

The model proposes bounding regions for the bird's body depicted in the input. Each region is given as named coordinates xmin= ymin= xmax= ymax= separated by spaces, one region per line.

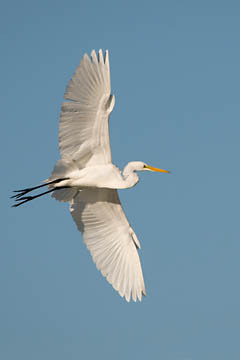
xmin=12 ymin=49 xmax=169 ymax=302
xmin=50 ymin=162 xmax=139 ymax=190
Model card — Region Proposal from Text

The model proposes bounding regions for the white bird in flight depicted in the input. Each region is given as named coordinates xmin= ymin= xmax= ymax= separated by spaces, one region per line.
xmin=12 ymin=49 xmax=170 ymax=302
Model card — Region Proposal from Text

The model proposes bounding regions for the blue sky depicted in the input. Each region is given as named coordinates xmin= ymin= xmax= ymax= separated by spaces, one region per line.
xmin=2 ymin=1 xmax=240 ymax=359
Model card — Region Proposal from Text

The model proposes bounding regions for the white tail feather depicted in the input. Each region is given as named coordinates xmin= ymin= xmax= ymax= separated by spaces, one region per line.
xmin=52 ymin=188 xmax=77 ymax=202
xmin=47 ymin=159 xmax=78 ymax=182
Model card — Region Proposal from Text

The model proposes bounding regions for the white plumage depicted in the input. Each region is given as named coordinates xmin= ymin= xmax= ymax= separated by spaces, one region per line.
xmin=70 ymin=188 xmax=144 ymax=302
xmin=12 ymin=49 xmax=170 ymax=302
xmin=59 ymin=49 xmax=113 ymax=167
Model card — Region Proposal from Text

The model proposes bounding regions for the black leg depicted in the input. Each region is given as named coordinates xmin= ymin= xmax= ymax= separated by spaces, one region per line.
xmin=11 ymin=178 xmax=69 ymax=199
xmin=12 ymin=186 xmax=70 ymax=207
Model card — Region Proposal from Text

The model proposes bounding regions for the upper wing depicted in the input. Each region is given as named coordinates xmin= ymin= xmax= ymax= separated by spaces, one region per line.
xmin=59 ymin=49 xmax=115 ymax=168
xmin=70 ymin=188 xmax=146 ymax=302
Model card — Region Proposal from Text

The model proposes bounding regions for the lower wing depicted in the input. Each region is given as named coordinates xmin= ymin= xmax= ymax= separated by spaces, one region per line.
xmin=70 ymin=188 xmax=146 ymax=302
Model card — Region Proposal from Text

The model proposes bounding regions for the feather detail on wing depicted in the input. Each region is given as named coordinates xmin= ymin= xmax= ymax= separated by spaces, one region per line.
xmin=70 ymin=188 xmax=146 ymax=302
xmin=59 ymin=49 xmax=115 ymax=168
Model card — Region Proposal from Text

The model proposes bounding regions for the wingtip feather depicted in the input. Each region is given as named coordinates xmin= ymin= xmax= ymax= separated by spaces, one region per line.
xmin=104 ymin=50 xmax=109 ymax=68
xmin=91 ymin=49 xmax=98 ymax=64
xmin=83 ymin=53 xmax=90 ymax=62
xmin=98 ymin=49 xmax=104 ymax=64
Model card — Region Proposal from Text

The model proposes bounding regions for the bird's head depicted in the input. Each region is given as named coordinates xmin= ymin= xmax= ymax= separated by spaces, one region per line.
xmin=128 ymin=161 xmax=170 ymax=173
xmin=129 ymin=161 xmax=170 ymax=174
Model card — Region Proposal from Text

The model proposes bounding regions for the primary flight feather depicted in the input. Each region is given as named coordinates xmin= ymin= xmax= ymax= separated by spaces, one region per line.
xmin=12 ymin=49 xmax=170 ymax=302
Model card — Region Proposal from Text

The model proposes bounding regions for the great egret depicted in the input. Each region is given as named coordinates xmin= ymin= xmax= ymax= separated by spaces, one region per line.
xmin=12 ymin=49 xmax=170 ymax=302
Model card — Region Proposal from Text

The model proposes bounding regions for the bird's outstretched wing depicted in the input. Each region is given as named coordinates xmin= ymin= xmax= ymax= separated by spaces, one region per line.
xmin=59 ymin=49 xmax=115 ymax=168
xmin=70 ymin=188 xmax=146 ymax=302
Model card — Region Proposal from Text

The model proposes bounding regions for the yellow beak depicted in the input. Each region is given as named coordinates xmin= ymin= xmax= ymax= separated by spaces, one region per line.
xmin=145 ymin=165 xmax=170 ymax=173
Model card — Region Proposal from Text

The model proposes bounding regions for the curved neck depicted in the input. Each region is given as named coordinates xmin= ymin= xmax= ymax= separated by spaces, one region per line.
xmin=122 ymin=163 xmax=139 ymax=188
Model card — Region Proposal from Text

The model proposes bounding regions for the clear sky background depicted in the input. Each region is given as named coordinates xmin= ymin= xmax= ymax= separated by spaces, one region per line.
xmin=2 ymin=1 xmax=240 ymax=359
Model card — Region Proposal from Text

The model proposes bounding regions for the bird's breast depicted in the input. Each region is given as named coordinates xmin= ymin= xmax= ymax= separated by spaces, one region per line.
xmin=68 ymin=165 xmax=124 ymax=189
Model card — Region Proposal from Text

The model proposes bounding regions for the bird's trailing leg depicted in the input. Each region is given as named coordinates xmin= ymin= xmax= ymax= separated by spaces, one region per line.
xmin=12 ymin=188 xmax=57 ymax=207
xmin=11 ymin=178 xmax=69 ymax=207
